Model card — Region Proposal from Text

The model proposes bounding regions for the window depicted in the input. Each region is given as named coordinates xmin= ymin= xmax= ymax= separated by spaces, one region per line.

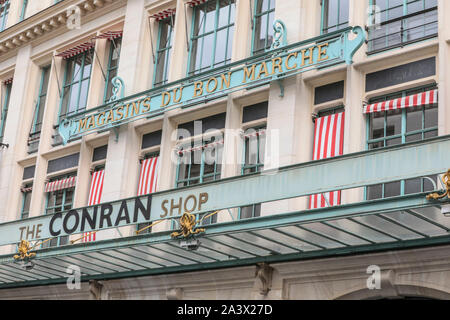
xmin=252 ymin=0 xmax=275 ymax=55
xmin=20 ymin=184 xmax=32 ymax=220
xmin=367 ymin=84 xmax=438 ymax=150
xmin=367 ymin=0 xmax=437 ymax=53
xmin=366 ymin=84 xmax=438 ymax=200
xmin=321 ymin=0 xmax=349 ymax=34
xmin=153 ymin=17 xmax=174 ymax=87
xmin=43 ymin=173 xmax=76 ymax=248
xmin=188 ymin=0 xmax=236 ymax=75
xmin=20 ymin=0 xmax=28 ymax=21
xmin=29 ymin=66 xmax=51 ymax=152
xmin=0 ymin=0 xmax=9 ymax=32
xmin=239 ymin=126 xmax=266 ymax=220
xmin=0 ymin=81 xmax=12 ymax=143
xmin=58 ymin=49 xmax=94 ymax=123
xmin=103 ymin=38 xmax=122 ymax=103
xmin=176 ymin=138 xmax=223 ymax=187
xmin=137 ymin=152 xmax=160 ymax=235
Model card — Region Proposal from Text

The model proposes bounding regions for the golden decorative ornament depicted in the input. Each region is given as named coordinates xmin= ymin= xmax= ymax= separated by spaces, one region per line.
xmin=171 ymin=212 xmax=205 ymax=239
xmin=427 ymin=169 xmax=450 ymax=201
xmin=13 ymin=240 xmax=36 ymax=261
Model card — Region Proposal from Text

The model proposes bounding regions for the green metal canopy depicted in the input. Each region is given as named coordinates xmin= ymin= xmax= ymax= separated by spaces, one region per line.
xmin=0 ymin=136 xmax=450 ymax=289
xmin=0 ymin=192 xmax=449 ymax=289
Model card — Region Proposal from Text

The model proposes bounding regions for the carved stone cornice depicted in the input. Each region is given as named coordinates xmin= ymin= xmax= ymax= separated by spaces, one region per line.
xmin=0 ymin=0 xmax=118 ymax=57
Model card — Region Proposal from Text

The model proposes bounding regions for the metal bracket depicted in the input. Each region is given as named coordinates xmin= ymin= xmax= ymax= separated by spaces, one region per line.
xmin=112 ymin=126 xmax=120 ymax=143
xmin=277 ymin=78 xmax=284 ymax=98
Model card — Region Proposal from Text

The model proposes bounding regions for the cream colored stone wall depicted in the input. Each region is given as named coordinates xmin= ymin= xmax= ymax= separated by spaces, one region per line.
xmin=2 ymin=245 xmax=450 ymax=300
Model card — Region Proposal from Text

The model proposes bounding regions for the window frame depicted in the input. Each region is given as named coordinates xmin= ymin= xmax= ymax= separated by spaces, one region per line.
xmin=153 ymin=16 xmax=175 ymax=87
xmin=365 ymin=83 xmax=438 ymax=150
xmin=251 ymin=0 xmax=275 ymax=55
xmin=238 ymin=124 xmax=266 ymax=220
xmin=0 ymin=0 xmax=10 ymax=32
xmin=175 ymin=137 xmax=224 ymax=188
xmin=321 ymin=0 xmax=349 ymax=35
xmin=187 ymin=0 xmax=236 ymax=76
xmin=19 ymin=0 xmax=28 ymax=21
xmin=103 ymin=37 xmax=122 ymax=104
xmin=136 ymin=151 xmax=160 ymax=235
xmin=0 ymin=81 xmax=12 ymax=142
xmin=367 ymin=0 xmax=438 ymax=53
xmin=20 ymin=184 xmax=32 ymax=220
xmin=365 ymin=83 xmax=438 ymax=200
xmin=30 ymin=65 xmax=51 ymax=139
xmin=58 ymin=48 xmax=94 ymax=123
xmin=43 ymin=173 xmax=76 ymax=248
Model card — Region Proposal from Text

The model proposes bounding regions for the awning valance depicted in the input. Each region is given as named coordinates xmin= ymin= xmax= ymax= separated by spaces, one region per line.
xmin=364 ymin=89 xmax=438 ymax=114
xmin=187 ymin=0 xmax=207 ymax=7
xmin=150 ymin=9 xmax=176 ymax=21
xmin=91 ymin=30 xmax=123 ymax=41
xmin=45 ymin=176 xmax=76 ymax=193
xmin=177 ymin=140 xmax=224 ymax=155
xmin=55 ymin=42 xmax=95 ymax=59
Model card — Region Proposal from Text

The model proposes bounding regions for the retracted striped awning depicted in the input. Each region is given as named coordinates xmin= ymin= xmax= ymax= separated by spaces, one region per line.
xmin=177 ymin=140 xmax=224 ymax=155
xmin=55 ymin=42 xmax=95 ymax=59
xmin=243 ymin=129 xmax=266 ymax=139
xmin=44 ymin=176 xmax=76 ymax=193
xmin=187 ymin=0 xmax=208 ymax=7
xmin=20 ymin=186 xmax=32 ymax=193
xmin=150 ymin=8 xmax=176 ymax=21
xmin=91 ymin=31 xmax=123 ymax=41
xmin=3 ymin=78 xmax=12 ymax=85
xmin=364 ymin=89 xmax=438 ymax=114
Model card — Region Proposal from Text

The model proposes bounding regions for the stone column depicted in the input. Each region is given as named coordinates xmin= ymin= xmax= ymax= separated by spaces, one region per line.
xmin=0 ymin=45 xmax=33 ymax=254
xmin=438 ymin=0 xmax=450 ymax=136
xmin=100 ymin=0 xmax=149 ymax=238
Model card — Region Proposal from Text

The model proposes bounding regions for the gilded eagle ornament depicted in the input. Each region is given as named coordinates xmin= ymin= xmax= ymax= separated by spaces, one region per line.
xmin=171 ymin=212 xmax=205 ymax=239
xmin=427 ymin=169 xmax=450 ymax=201
xmin=13 ymin=240 xmax=36 ymax=261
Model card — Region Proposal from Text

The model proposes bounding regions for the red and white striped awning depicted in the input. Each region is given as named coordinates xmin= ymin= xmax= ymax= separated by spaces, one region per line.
xmin=138 ymin=157 xmax=159 ymax=196
xmin=3 ymin=78 xmax=13 ymax=85
xmin=20 ymin=186 xmax=33 ymax=193
xmin=56 ymin=41 xmax=95 ymax=59
xmin=187 ymin=0 xmax=208 ymax=7
xmin=243 ymin=129 xmax=266 ymax=139
xmin=45 ymin=176 xmax=77 ymax=193
xmin=177 ymin=140 xmax=224 ymax=155
xmin=91 ymin=31 xmax=123 ymax=41
xmin=150 ymin=8 xmax=176 ymax=21
xmin=364 ymin=89 xmax=438 ymax=114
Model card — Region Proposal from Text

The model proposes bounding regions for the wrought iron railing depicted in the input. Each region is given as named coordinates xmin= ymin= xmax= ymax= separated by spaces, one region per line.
xmin=366 ymin=6 xmax=437 ymax=54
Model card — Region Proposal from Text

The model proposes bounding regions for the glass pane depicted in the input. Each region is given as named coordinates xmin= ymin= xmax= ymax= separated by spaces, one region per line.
xmin=424 ymin=130 xmax=437 ymax=139
xmin=386 ymin=109 xmax=401 ymax=136
xmin=424 ymin=174 xmax=438 ymax=192
xmin=386 ymin=137 xmax=401 ymax=146
xmin=240 ymin=206 xmax=254 ymax=219
xmin=405 ymin=178 xmax=421 ymax=194
xmin=370 ymin=112 xmax=384 ymax=140
xmin=214 ymin=29 xmax=227 ymax=65
xmin=384 ymin=181 xmax=401 ymax=197
xmin=424 ymin=106 xmax=438 ymax=128
xmin=339 ymin=0 xmax=349 ymax=26
xmin=406 ymin=133 xmax=422 ymax=143
xmin=78 ymin=79 xmax=90 ymax=110
xmin=406 ymin=106 xmax=422 ymax=132
xmin=201 ymin=33 xmax=214 ymax=70
xmin=367 ymin=184 xmax=382 ymax=200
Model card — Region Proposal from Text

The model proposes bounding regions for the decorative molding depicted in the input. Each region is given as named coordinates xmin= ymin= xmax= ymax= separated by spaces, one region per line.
xmin=0 ymin=0 xmax=121 ymax=58
xmin=166 ymin=288 xmax=183 ymax=300
xmin=89 ymin=280 xmax=104 ymax=300
xmin=254 ymin=263 xmax=273 ymax=296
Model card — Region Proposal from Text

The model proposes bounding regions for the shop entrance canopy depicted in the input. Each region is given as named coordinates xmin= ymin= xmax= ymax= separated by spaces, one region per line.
xmin=0 ymin=136 xmax=449 ymax=289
